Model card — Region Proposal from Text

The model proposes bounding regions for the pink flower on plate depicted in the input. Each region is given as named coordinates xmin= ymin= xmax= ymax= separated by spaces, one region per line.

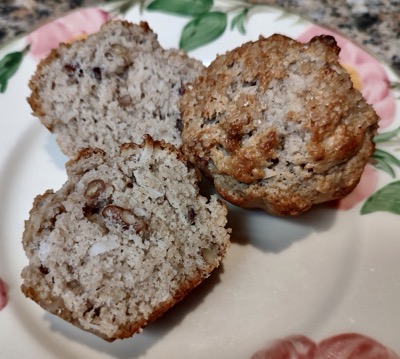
xmin=27 ymin=8 xmax=110 ymax=62
xmin=298 ymin=25 xmax=396 ymax=129
xmin=0 ymin=278 xmax=8 ymax=311
xmin=251 ymin=335 xmax=317 ymax=359
xmin=335 ymin=165 xmax=378 ymax=210
xmin=251 ymin=333 xmax=400 ymax=359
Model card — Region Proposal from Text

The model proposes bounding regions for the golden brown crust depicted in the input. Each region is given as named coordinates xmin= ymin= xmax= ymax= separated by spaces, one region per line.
xmin=28 ymin=47 xmax=63 ymax=130
xmin=119 ymin=135 xmax=184 ymax=162
xmin=21 ymin=265 xmax=212 ymax=341
xmin=68 ymin=147 xmax=106 ymax=163
xmin=180 ymin=34 xmax=378 ymax=216
xmin=22 ymin=190 xmax=55 ymax=253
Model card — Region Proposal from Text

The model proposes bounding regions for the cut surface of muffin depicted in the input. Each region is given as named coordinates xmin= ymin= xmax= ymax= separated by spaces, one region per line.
xmin=21 ymin=137 xmax=230 ymax=341
xmin=28 ymin=20 xmax=204 ymax=157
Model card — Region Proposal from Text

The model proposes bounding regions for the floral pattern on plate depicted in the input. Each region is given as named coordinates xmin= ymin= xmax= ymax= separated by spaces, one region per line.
xmin=252 ymin=333 xmax=400 ymax=359
xmin=1 ymin=1 xmax=400 ymax=358
xmin=27 ymin=8 xmax=111 ymax=62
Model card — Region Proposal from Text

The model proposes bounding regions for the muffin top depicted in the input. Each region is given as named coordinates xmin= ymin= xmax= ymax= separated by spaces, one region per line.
xmin=180 ymin=34 xmax=378 ymax=215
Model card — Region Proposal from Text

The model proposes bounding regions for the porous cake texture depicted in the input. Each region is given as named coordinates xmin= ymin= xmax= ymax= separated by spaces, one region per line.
xmin=21 ymin=137 xmax=230 ymax=341
xmin=28 ymin=20 xmax=204 ymax=157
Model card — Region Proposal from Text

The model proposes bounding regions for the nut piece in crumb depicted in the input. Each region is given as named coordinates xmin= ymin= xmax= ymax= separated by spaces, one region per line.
xmin=110 ymin=43 xmax=129 ymax=62
xmin=101 ymin=205 xmax=147 ymax=233
xmin=84 ymin=179 xmax=106 ymax=200
xmin=118 ymin=95 xmax=132 ymax=107
xmin=187 ymin=206 xmax=196 ymax=225
xmin=180 ymin=34 xmax=379 ymax=216
xmin=201 ymin=245 xmax=219 ymax=265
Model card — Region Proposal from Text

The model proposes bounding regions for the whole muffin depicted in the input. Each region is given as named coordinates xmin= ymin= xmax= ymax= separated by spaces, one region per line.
xmin=180 ymin=34 xmax=379 ymax=216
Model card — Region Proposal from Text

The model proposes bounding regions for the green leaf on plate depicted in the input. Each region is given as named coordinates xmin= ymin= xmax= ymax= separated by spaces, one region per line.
xmin=0 ymin=51 xmax=24 ymax=93
xmin=106 ymin=0 xmax=146 ymax=14
xmin=231 ymin=8 xmax=249 ymax=35
xmin=374 ymin=126 xmax=400 ymax=143
xmin=372 ymin=149 xmax=400 ymax=178
xmin=147 ymin=0 xmax=213 ymax=17
xmin=374 ymin=148 xmax=400 ymax=166
xmin=121 ymin=1 xmax=137 ymax=14
xmin=180 ymin=11 xmax=227 ymax=52
xmin=373 ymin=157 xmax=396 ymax=178
xmin=361 ymin=180 xmax=400 ymax=215
xmin=389 ymin=81 xmax=400 ymax=91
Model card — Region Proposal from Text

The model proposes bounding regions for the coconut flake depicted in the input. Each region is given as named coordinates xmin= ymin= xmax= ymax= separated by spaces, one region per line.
xmin=38 ymin=241 xmax=51 ymax=261
xmin=139 ymin=144 xmax=153 ymax=163
xmin=133 ymin=167 xmax=164 ymax=199
xmin=89 ymin=236 xmax=119 ymax=256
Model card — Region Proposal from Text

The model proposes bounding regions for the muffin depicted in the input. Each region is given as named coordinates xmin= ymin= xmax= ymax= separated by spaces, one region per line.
xmin=180 ymin=34 xmax=379 ymax=215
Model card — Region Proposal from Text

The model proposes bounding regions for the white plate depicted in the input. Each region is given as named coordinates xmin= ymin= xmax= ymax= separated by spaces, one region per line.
xmin=1 ymin=3 xmax=400 ymax=358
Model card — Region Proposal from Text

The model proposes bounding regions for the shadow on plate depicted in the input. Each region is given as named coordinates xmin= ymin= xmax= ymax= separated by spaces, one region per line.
xmin=199 ymin=175 xmax=338 ymax=253
xmin=45 ymin=134 xmax=68 ymax=170
xmin=227 ymin=203 xmax=338 ymax=253
xmin=44 ymin=265 xmax=224 ymax=359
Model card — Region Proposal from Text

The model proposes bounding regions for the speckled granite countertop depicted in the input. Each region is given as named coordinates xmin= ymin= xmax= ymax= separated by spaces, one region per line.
xmin=1 ymin=0 xmax=399 ymax=73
